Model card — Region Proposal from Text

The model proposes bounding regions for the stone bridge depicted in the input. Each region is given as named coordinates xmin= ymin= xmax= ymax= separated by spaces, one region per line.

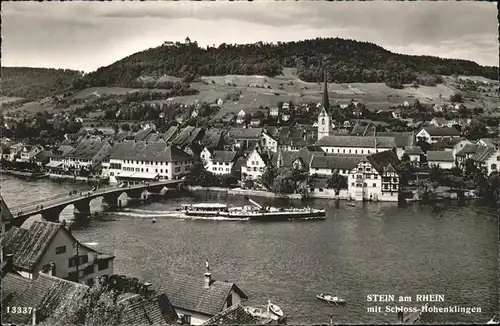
xmin=9 ymin=180 xmax=185 ymax=227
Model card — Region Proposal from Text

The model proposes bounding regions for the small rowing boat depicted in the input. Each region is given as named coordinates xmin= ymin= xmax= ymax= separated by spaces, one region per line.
xmin=268 ymin=300 xmax=284 ymax=318
xmin=347 ymin=202 xmax=356 ymax=207
xmin=317 ymin=293 xmax=346 ymax=305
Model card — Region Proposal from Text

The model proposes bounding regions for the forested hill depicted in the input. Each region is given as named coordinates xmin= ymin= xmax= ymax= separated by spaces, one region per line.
xmin=1 ymin=67 xmax=82 ymax=100
xmin=78 ymin=37 xmax=498 ymax=88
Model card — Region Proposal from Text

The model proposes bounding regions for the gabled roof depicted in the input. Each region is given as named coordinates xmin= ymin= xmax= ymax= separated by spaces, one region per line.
xmin=316 ymin=136 xmax=396 ymax=148
xmin=163 ymin=126 xmax=179 ymax=143
xmin=121 ymin=294 xmax=178 ymax=325
xmin=201 ymin=131 xmax=223 ymax=148
xmin=1 ymin=272 xmax=32 ymax=306
xmin=310 ymin=154 xmax=363 ymax=170
xmin=134 ymin=128 xmax=156 ymax=141
xmin=52 ymin=145 xmax=75 ymax=157
xmin=471 ymin=146 xmax=496 ymax=162
xmin=366 ymin=150 xmax=401 ymax=175
xmin=377 ymin=132 xmax=415 ymax=148
xmin=419 ymin=126 xmax=460 ymax=137
xmin=211 ymin=151 xmax=237 ymax=163
xmin=227 ymin=128 xmax=263 ymax=140
xmin=202 ymin=304 xmax=274 ymax=325
xmin=109 ymin=141 xmax=193 ymax=162
xmin=158 ymin=274 xmax=248 ymax=316
xmin=67 ymin=139 xmax=110 ymax=159
xmin=4 ymin=273 xmax=88 ymax=325
xmin=427 ymin=151 xmax=455 ymax=162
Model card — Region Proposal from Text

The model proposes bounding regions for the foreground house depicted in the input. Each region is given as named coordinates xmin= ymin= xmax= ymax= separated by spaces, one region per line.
xmin=470 ymin=145 xmax=500 ymax=175
xmin=107 ymin=141 xmax=194 ymax=183
xmin=160 ymin=269 xmax=248 ymax=325
xmin=202 ymin=304 xmax=278 ymax=325
xmin=2 ymin=270 xmax=89 ymax=325
xmin=121 ymin=293 xmax=178 ymax=325
xmin=416 ymin=127 xmax=461 ymax=144
xmin=241 ymin=148 xmax=271 ymax=181
xmin=347 ymin=150 xmax=401 ymax=202
xmin=426 ymin=151 xmax=455 ymax=169
xmin=200 ymin=147 xmax=238 ymax=175
xmin=310 ymin=154 xmax=363 ymax=177
xmin=2 ymin=221 xmax=114 ymax=284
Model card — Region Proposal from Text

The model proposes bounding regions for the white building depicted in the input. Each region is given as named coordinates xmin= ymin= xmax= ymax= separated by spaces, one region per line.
xmin=470 ymin=145 xmax=500 ymax=175
xmin=317 ymin=107 xmax=332 ymax=140
xmin=259 ymin=132 xmax=278 ymax=153
xmin=241 ymin=148 xmax=270 ymax=181
xmin=200 ymin=147 xmax=237 ymax=175
xmin=426 ymin=151 xmax=455 ymax=169
xmin=269 ymin=107 xmax=279 ymax=117
xmin=3 ymin=221 xmax=114 ymax=286
xmin=316 ymin=136 xmax=396 ymax=156
xmin=107 ymin=141 xmax=194 ymax=184
xmin=18 ymin=145 xmax=43 ymax=162
xmin=161 ymin=268 xmax=248 ymax=325
xmin=416 ymin=127 xmax=461 ymax=144
xmin=429 ymin=117 xmax=458 ymax=128
xmin=347 ymin=150 xmax=401 ymax=202
xmin=309 ymin=155 xmax=362 ymax=177
xmin=236 ymin=109 xmax=246 ymax=124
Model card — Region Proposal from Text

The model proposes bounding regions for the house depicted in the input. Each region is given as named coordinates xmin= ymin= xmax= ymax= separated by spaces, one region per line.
xmin=310 ymin=154 xmax=363 ymax=177
xmin=282 ymin=102 xmax=290 ymax=111
xmin=281 ymin=114 xmax=291 ymax=122
xmin=164 ymin=126 xmax=180 ymax=144
xmin=455 ymin=143 xmax=480 ymax=167
xmin=121 ymin=293 xmax=178 ymax=325
xmin=159 ymin=268 xmax=248 ymax=325
xmin=2 ymin=221 xmax=114 ymax=284
xmin=426 ymin=151 xmax=455 ymax=169
xmin=171 ymin=126 xmax=205 ymax=149
xmin=470 ymin=146 xmax=500 ymax=175
xmin=271 ymin=147 xmax=323 ymax=173
xmin=200 ymin=148 xmax=237 ymax=175
xmin=46 ymin=145 xmax=75 ymax=175
xmin=260 ymin=131 xmax=278 ymax=153
xmin=429 ymin=117 xmax=458 ymax=128
xmin=377 ymin=132 xmax=415 ymax=158
xmin=2 ymin=270 xmax=89 ymax=325
xmin=350 ymin=123 xmax=376 ymax=137
xmin=226 ymin=128 xmax=263 ymax=150
xmin=241 ymin=148 xmax=270 ymax=181
xmin=269 ymin=107 xmax=279 ymax=117
xmin=250 ymin=118 xmax=261 ymax=127
xmin=316 ymin=136 xmax=396 ymax=156
xmin=347 ymin=150 xmax=401 ymax=202
xmin=18 ymin=145 xmax=43 ymax=162
xmin=201 ymin=130 xmax=224 ymax=149
xmin=108 ymin=141 xmax=194 ymax=183
xmin=416 ymin=127 xmax=461 ymax=144
xmin=8 ymin=142 xmax=25 ymax=161
xmin=236 ymin=109 xmax=246 ymax=124
xmin=404 ymin=146 xmax=423 ymax=164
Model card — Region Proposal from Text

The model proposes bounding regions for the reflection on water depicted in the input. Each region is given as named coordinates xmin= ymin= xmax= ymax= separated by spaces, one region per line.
xmin=2 ymin=177 xmax=498 ymax=324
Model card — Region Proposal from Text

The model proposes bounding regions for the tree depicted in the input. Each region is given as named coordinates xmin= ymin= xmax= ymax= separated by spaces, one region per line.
xmin=272 ymin=175 xmax=296 ymax=194
xmin=260 ymin=165 xmax=278 ymax=190
xmin=40 ymin=280 xmax=123 ymax=326
xmin=450 ymin=93 xmax=463 ymax=103
xmin=466 ymin=119 xmax=488 ymax=140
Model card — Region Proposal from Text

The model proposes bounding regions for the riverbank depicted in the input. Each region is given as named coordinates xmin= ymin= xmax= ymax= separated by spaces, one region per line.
xmin=0 ymin=169 xmax=48 ymax=178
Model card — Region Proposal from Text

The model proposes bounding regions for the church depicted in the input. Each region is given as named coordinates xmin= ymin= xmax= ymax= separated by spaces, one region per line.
xmin=317 ymin=70 xmax=334 ymax=141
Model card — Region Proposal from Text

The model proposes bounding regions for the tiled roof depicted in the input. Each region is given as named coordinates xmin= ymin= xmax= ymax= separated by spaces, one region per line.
xmin=310 ymin=155 xmax=363 ymax=170
xmin=3 ymin=222 xmax=60 ymax=271
xmin=110 ymin=141 xmax=193 ymax=162
xmin=121 ymin=294 xmax=178 ymax=325
xmin=5 ymin=273 xmax=88 ymax=324
xmin=471 ymin=146 xmax=496 ymax=162
xmin=366 ymin=150 xmax=401 ymax=175
xmin=202 ymin=304 xmax=273 ymax=325
xmin=420 ymin=127 xmax=460 ymax=137
xmin=52 ymin=145 xmax=75 ymax=157
xmin=377 ymin=132 xmax=415 ymax=148
xmin=404 ymin=146 xmax=423 ymax=155
xmin=164 ymin=126 xmax=179 ymax=143
xmin=1 ymin=272 xmax=32 ymax=305
xmin=456 ymin=144 xmax=479 ymax=157
xmin=202 ymin=131 xmax=224 ymax=148
xmin=158 ymin=274 xmax=247 ymax=316
xmin=134 ymin=128 xmax=155 ymax=141
xmin=67 ymin=139 xmax=110 ymax=159
xmin=211 ymin=151 xmax=237 ymax=163
xmin=427 ymin=150 xmax=454 ymax=162
xmin=351 ymin=124 xmax=376 ymax=136
xmin=316 ymin=136 xmax=396 ymax=148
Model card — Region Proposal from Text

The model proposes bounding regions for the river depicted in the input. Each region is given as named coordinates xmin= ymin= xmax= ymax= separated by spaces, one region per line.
xmin=1 ymin=176 xmax=498 ymax=324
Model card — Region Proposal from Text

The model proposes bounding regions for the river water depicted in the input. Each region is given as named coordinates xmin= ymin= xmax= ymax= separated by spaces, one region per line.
xmin=1 ymin=176 xmax=498 ymax=324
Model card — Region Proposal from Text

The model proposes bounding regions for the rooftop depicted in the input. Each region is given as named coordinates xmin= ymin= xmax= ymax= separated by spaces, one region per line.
xmin=427 ymin=151 xmax=455 ymax=162
xmin=121 ymin=294 xmax=178 ymax=325
xmin=110 ymin=141 xmax=193 ymax=162
xmin=316 ymin=136 xmax=396 ymax=148
xmin=420 ymin=126 xmax=461 ymax=137
xmin=310 ymin=155 xmax=363 ymax=170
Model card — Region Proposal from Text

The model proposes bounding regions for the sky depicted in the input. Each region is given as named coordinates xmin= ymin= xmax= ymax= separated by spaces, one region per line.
xmin=2 ymin=0 xmax=498 ymax=72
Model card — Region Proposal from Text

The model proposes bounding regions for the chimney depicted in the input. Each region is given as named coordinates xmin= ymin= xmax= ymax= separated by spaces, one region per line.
xmin=204 ymin=272 xmax=211 ymax=288
xmin=397 ymin=311 xmax=404 ymax=323
xmin=32 ymin=308 xmax=37 ymax=326
xmin=48 ymin=262 xmax=55 ymax=276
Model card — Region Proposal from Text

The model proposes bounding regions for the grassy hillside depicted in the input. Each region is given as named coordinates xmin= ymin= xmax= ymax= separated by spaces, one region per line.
xmin=79 ymin=37 xmax=498 ymax=89
xmin=1 ymin=67 xmax=82 ymax=100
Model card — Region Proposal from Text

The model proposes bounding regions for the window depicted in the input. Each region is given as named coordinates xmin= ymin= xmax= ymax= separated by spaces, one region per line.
xmin=56 ymin=245 xmax=66 ymax=255
xmin=351 ymin=182 xmax=355 ymax=186
xmin=491 ymin=164 xmax=497 ymax=170
xmin=183 ymin=315 xmax=192 ymax=324
xmin=69 ymin=257 xmax=76 ymax=268
xmin=227 ymin=293 xmax=233 ymax=307
xmin=355 ymin=150 xmax=358 ymax=154
xmin=322 ymin=118 xmax=325 ymax=125
xmin=98 ymin=260 xmax=109 ymax=271
xmin=349 ymin=149 xmax=352 ymax=154
xmin=393 ymin=184 xmax=398 ymax=190
xmin=84 ymin=265 xmax=95 ymax=275
xmin=79 ymin=255 xmax=88 ymax=265
xmin=372 ymin=183 xmax=376 ymax=187
xmin=374 ymin=175 xmax=378 ymax=179
xmin=363 ymin=183 xmax=367 ymax=187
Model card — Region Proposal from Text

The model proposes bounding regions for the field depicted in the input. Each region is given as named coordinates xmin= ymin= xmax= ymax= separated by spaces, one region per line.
xmin=3 ymin=68 xmax=498 ymax=119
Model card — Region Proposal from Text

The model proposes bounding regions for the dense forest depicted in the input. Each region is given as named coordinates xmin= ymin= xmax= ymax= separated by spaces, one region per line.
xmin=1 ymin=67 xmax=82 ymax=100
xmin=78 ymin=37 xmax=498 ymax=88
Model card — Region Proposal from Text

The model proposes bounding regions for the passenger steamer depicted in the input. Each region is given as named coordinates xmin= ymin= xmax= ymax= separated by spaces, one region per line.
xmin=177 ymin=197 xmax=326 ymax=221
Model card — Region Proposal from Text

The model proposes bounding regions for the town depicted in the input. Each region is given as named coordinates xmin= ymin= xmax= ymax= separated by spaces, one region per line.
xmin=1 ymin=2 xmax=498 ymax=325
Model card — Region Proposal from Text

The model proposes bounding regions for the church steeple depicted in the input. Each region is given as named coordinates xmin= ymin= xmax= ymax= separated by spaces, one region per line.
xmin=322 ymin=69 xmax=330 ymax=110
